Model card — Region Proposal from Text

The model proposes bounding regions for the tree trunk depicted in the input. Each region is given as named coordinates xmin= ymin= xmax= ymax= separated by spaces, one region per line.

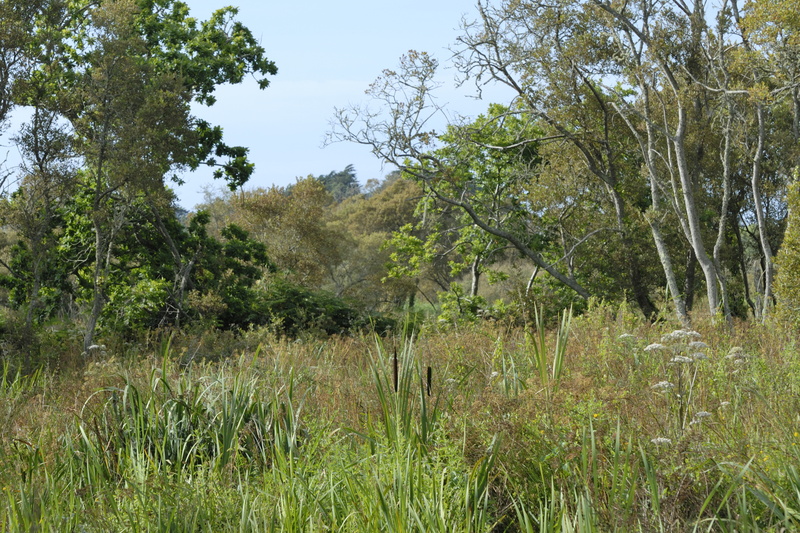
xmin=470 ymin=256 xmax=481 ymax=297
xmin=712 ymin=111 xmax=734 ymax=321
xmin=672 ymin=108 xmax=722 ymax=317
xmin=684 ymin=248 xmax=696 ymax=312
xmin=83 ymin=228 xmax=107 ymax=353
xmin=751 ymin=104 xmax=773 ymax=321
xmin=648 ymin=216 xmax=690 ymax=328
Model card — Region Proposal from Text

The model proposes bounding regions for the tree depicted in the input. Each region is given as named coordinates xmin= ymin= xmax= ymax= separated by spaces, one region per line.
xmin=332 ymin=0 xmax=799 ymax=325
xmin=329 ymin=175 xmax=424 ymax=309
xmin=449 ymin=0 xmax=706 ymax=324
xmin=5 ymin=0 xmax=277 ymax=350
xmin=0 ymin=107 xmax=76 ymax=330
xmin=227 ymin=178 xmax=345 ymax=289
xmin=330 ymin=52 xmax=602 ymax=307
xmin=317 ymin=164 xmax=361 ymax=202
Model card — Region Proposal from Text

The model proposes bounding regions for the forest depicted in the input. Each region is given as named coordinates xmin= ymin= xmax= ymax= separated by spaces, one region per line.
xmin=2 ymin=0 xmax=800 ymax=531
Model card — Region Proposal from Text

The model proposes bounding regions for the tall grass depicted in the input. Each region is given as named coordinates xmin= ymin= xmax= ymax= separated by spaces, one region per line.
xmin=2 ymin=304 xmax=800 ymax=530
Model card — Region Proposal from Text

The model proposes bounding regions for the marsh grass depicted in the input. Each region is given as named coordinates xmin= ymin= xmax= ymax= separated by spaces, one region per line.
xmin=2 ymin=303 xmax=800 ymax=530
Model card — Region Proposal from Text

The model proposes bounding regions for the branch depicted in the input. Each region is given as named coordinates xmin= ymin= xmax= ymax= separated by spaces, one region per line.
xmin=407 ymin=169 xmax=590 ymax=299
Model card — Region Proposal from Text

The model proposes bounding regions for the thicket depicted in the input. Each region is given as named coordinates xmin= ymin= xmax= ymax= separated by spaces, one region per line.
xmin=775 ymin=179 xmax=800 ymax=330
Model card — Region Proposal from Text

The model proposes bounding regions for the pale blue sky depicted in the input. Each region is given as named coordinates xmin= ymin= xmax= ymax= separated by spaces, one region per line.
xmin=173 ymin=0 xmax=507 ymax=208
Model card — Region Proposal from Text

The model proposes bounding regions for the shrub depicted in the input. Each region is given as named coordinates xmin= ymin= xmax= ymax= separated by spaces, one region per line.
xmin=775 ymin=179 xmax=800 ymax=329
xmin=259 ymin=279 xmax=395 ymax=337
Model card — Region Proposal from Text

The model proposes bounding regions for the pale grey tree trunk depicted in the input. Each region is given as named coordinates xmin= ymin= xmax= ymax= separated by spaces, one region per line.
xmin=613 ymin=94 xmax=690 ymax=327
xmin=750 ymin=104 xmax=773 ymax=321
xmin=713 ymin=111 xmax=734 ymax=321
xmin=470 ymin=255 xmax=481 ymax=298
xmin=672 ymin=107 xmax=721 ymax=316
xmin=83 ymin=228 xmax=107 ymax=353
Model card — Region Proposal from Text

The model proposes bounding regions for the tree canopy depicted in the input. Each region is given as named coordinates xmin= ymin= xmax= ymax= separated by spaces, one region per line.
xmin=2 ymin=0 xmax=800 ymax=362
xmin=331 ymin=0 xmax=800 ymax=326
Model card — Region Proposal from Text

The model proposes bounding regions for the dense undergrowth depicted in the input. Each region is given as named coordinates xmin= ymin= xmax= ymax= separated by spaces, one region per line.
xmin=2 ymin=301 xmax=800 ymax=531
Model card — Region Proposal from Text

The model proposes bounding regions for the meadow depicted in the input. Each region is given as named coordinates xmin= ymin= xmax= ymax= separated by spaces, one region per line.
xmin=2 ymin=301 xmax=800 ymax=532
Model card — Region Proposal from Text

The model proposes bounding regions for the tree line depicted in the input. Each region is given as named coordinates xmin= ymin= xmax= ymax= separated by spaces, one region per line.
xmin=2 ymin=0 xmax=800 ymax=368
xmin=0 ymin=1 xmax=410 ymax=365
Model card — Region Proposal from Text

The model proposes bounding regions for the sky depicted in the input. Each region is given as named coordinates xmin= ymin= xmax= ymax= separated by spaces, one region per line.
xmin=168 ymin=0 xmax=508 ymax=209
xmin=0 ymin=0 xmax=509 ymax=210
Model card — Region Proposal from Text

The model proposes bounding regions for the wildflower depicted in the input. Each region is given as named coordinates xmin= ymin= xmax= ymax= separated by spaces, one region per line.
xmin=644 ymin=343 xmax=667 ymax=352
xmin=720 ymin=401 xmax=731 ymax=407
xmin=651 ymin=381 xmax=675 ymax=391
xmin=726 ymin=347 xmax=749 ymax=361
xmin=693 ymin=411 xmax=712 ymax=420
xmin=651 ymin=437 xmax=672 ymax=445
xmin=690 ymin=352 xmax=708 ymax=361
xmin=688 ymin=341 xmax=708 ymax=350
xmin=83 ymin=344 xmax=108 ymax=358
xmin=662 ymin=330 xmax=701 ymax=343
xmin=618 ymin=333 xmax=636 ymax=341
xmin=670 ymin=355 xmax=694 ymax=364
xmin=489 ymin=371 xmax=499 ymax=380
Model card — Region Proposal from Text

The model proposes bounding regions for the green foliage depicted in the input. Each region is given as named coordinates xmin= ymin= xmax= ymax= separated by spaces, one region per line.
xmin=398 ymin=104 xmax=553 ymax=285
xmin=437 ymin=283 xmax=488 ymax=323
xmin=0 ymin=241 xmax=67 ymax=320
xmin=385 ymin=223 xmax=439 ymax=279
xmin=259 ymin=279 xmax=395 ymax=337
xmin=105 ymin=277 xmax=171 ymax=332
xmin=775 ymin=179 xmax=800 ymax=328
xmin=316 ymin=164 xmax=361 ymax=202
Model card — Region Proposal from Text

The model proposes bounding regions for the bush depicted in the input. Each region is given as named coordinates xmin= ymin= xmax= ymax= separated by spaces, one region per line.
xmin=775 ymin=179 xmax=800 ymax=329
xmin=259 ymin=279 xmax=395 ymax=337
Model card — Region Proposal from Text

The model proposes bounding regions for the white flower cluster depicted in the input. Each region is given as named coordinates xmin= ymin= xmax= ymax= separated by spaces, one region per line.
xmin=661 ymin=329 xmax=701 ymax=343
xmin=651 ymin=437 xmax=672 ymax=445
xmin=83 ymin=344 xmax=108 ymax=358
xmin=644 ymin=343 xmax=668 ymax=352
xmin=645 ymin=329 xmax=710 ymax=362
xmin=651 ymin=380 xmax=675 ymax=391
xmin=690 ymin=411 xmax=713 ymax=425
